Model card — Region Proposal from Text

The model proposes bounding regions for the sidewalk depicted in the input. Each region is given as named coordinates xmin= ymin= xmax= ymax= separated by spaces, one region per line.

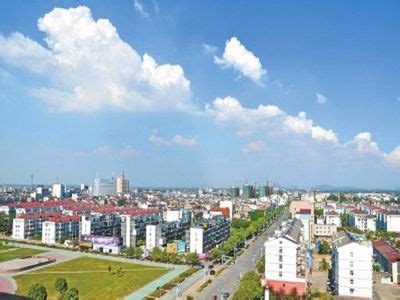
xmin=125 ymin=265 xmax=188 ymax=300
xmin=161 ymin=268 xmax=204 ymax=300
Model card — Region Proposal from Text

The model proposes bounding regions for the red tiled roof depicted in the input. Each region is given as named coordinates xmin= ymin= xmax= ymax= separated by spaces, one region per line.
xmin=373 ymin=240 xmax=400 ymax=263
xmin=46 ymin=215 xmax=81 ymax=223
xmin=210 ymin=207 xmax=230 ymax=217
xmin=19 ymin=212 xmax=61 ymax=220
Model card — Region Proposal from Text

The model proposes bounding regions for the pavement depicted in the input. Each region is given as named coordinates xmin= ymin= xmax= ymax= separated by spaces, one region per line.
xmin=197 ymin=208 xmax=290 ymax=300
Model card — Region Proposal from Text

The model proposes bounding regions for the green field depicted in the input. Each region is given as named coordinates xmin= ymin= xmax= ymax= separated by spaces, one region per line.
xmin=14 ymin=256 xmax=169 ymax=299
xmin=0 ymin=245 xmax=45 ymax=262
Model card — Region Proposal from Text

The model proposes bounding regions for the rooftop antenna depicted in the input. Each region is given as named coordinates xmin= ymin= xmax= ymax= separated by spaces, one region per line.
xmin=56 ymin=176 xmax=59 ymax=184
xmin=122 ymin=170 xmax=125 ymax=177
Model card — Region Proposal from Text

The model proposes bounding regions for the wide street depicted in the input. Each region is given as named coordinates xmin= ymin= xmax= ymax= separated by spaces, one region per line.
xmin=198 ymin=208 xmax=290 ymax=300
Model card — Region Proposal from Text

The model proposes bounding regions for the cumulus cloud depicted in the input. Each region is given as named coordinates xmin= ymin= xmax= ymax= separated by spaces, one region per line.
xmin=316 ymin=92 xmax=328 ymax=104
xmin=0 ymin=6 xmax=194 ymax=113
xmin=345 ymin=132 xmax=381 ymax=155
xmin=206 ymin=96 xmax=337 ymax=143
xmin=214 ymin=37 xmax=266 ymax=84
xmin=172 ymin=135 xmax=198 ymax=147
xmin=283 ymin=112 xmax=338 ymax=143
xmin=206 ymin=96 xmax=283 ymax=136
xmin=242 ymin=140 xmax=266 ymax=154
xmin=385 ymin=146 xmax=400 ymax=167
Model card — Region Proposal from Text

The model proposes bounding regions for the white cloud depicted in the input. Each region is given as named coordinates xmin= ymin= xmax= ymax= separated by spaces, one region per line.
xmin=206 ymin=96 xmax=337 ymax=143
xmin=206 ymin=96 xmax=283 ymax=136
xmin=202 ymin=43 xmax=217 ymax=55
xmin=283 ymin=112 xmax=338 ymax=143
xmin=149 ymin=133 xmax=170 ymax=146
xmin=94 ymin=145 xmax=113 ymax=156
xmin=385 ymin=146 xmax=400 ymax=167
xmin=172 ymin=135 xmax=198 ymax=147
xmin=149 ymin=133 xmax=198 ymax=147
xmin=214 ymin=37 xmax=266 ymax=84
xmin=345 ymin=132 xmax=381 ymax=155
xmin=242 ymin=140 xmax=266 ymax=154
xmin=72 ymin=151 xmax=88 ymax=158
xmin=120 ymin=144 xmax=141 ymax=156
xmin=0 ymin=6 xmax=194 ymax=113
xmin=316 ymin=92 xmax=328 ymax=104
xmin=134 ymin=0 xmax=149 ymax=18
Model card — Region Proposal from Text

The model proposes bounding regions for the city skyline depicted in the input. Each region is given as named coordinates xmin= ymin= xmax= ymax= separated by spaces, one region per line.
xmin=1 ymin=1 xmax=400 ymax=188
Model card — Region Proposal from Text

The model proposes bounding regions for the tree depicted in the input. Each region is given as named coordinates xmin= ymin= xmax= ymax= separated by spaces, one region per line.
xmin=185 ymin=252 xmax=199 ymax=266
xmin=233 ymin=271 xmax=263 ymax=300
xmin=28 ymin=283 xmax=47 ymax=300
xmin=341 ymin=213 xmax=350 ymax=227
xmin=256 ymin=255 xmax=265 ymax=274
xmin=55 ymin=278 xmax=68 ymax=296
xmin=320 ymin=258 xmax=330 ymax=271
xmin=62 ymin=288 xmax=79 ymax=300
xmin=318 ymin=240 xmax=331 ymax=255
xmin=108 ymin=266 xmax=112 ymax=272
xmin=0 ymin=212 xmax=14 ymax=235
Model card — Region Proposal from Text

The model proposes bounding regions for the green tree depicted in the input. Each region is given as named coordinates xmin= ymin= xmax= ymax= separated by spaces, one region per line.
xmin=28 ymin=283 xmax=47 ymax=300
xmin=55 ymin=278 xmax=68 ymax=296
xmin=185 ymin=252 xmax=199 ymax=266
xmin=319 ymin=240 xmax=331 ymax=255
xmin=62 ymin=288 xmax=79 ymax=300
xmin=233 ymin=271 xmax=263 ymax=300
xmin=320 ymin=258 xmax=330 ymax=271
xmin=256 ymin=255 xmax=265 ymax=274
xmin=0 ymin=212 xmax=15 ymax=235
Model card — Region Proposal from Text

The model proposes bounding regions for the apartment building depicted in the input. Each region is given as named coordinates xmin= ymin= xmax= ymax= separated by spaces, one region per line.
xmin=42 ymin=215 xmax=80 ymax=244
xmin=324 ymin=211 xmax=341 ymax=227
xmin=12 ymin=213 xmax=61 ymax=240
xmin=146 ymin=220 xmax=190 ymax=251
xmin=263 ymin=219 xmax=307 ymax=296
xmin=312 ymin=223 xmax=337 ymax=239
xmin=331 ymin=231 xmax=373 ymax=298
xmin=349 ymin=210 xmax=376 ymax=231
xmin=376 ymin=211 xmax=400 ymax=232
xmin=120 ymin=209 xmax=162 ymax=247
xmin=373 ymin=240 xmax=400 ymax=284
xmin=189 ymin=216 xmax=231 ymax=255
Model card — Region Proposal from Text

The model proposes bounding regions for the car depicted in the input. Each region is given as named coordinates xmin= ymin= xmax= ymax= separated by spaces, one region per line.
xmin=208 ymin=264 xmax=214 ymax=269
xmin=210 ymin=270 xmax=215 ymax=275
xmin=223 ymin=292 xmax=230 ymax=299
xmin=212 ymin=294 xmax=218 ymax=300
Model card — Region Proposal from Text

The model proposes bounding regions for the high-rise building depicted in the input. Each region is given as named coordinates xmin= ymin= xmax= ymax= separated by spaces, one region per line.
xmin=93 ymin=177 xmax=116 ymax=197
xmin=229 ymin=186 xmax=240 ymax=198
xmin=243 ymin=184 xmax=255 ymax=199
xmin=52 ymin=183 xmax=65 ymax=199
xmin=116 ymin=172 xmax=129 ymax=194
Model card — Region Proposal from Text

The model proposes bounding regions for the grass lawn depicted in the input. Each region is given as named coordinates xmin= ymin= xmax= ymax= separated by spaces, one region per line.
xmin=0 ymin=245 xmax=45 ymax=262
xmin=14 ymin=256 xmax=169 ymax=299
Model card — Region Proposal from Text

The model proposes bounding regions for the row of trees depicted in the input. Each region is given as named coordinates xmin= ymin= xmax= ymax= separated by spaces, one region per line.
xmin=28 ymin=278 xmax=79 ymax=300
xmin=150 ymin=247 xmax=199 ymax=265
xmin=232 ymin=271 xmax=264 ymax=300
xmin=211 ymin=205 xmax=286 ymax=261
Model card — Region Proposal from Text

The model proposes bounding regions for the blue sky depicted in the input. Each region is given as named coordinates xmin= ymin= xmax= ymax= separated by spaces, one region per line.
xmin=0 ymin=0 xmax=400 ymax=188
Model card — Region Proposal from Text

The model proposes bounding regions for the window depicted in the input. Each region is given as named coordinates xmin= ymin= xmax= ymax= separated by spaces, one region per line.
xmin=350 ymin=279 xmax=354 ymax=284
xmin=350 ymin=270 xmax=354 ymax=276
xmin=279 ymin=247 xmax=283 ymax=254
xmin=350 ymin=252 xmax=354 ymax=257
xmin=279 ymin=255 xmax=283 ymax=262
xmin=279 ymin=264 xmax=282 ymax=269
xmin=350 ymin=288 xmax=354 ymax=294
xmin=350 ymin=261 xmax=353 ymax=268
xmin=279 ymin=272 xmax=282 ymax=277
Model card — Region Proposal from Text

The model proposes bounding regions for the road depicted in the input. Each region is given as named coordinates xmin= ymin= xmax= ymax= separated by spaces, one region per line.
xmin=198 ymin=208 xmax=289 ymax=300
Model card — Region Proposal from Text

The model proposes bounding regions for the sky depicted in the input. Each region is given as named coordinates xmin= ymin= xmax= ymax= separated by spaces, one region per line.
xmin=0 ymin=0 xmax=400 ymax=189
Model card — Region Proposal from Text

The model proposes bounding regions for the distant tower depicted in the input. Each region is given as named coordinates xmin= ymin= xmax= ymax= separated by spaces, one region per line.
xmin=30 ymin=173 xmax=34 ymax=190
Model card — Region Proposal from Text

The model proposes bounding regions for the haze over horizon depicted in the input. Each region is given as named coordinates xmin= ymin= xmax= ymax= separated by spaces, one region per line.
xmin=1 ymin=1 xmax=400 ymax=189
